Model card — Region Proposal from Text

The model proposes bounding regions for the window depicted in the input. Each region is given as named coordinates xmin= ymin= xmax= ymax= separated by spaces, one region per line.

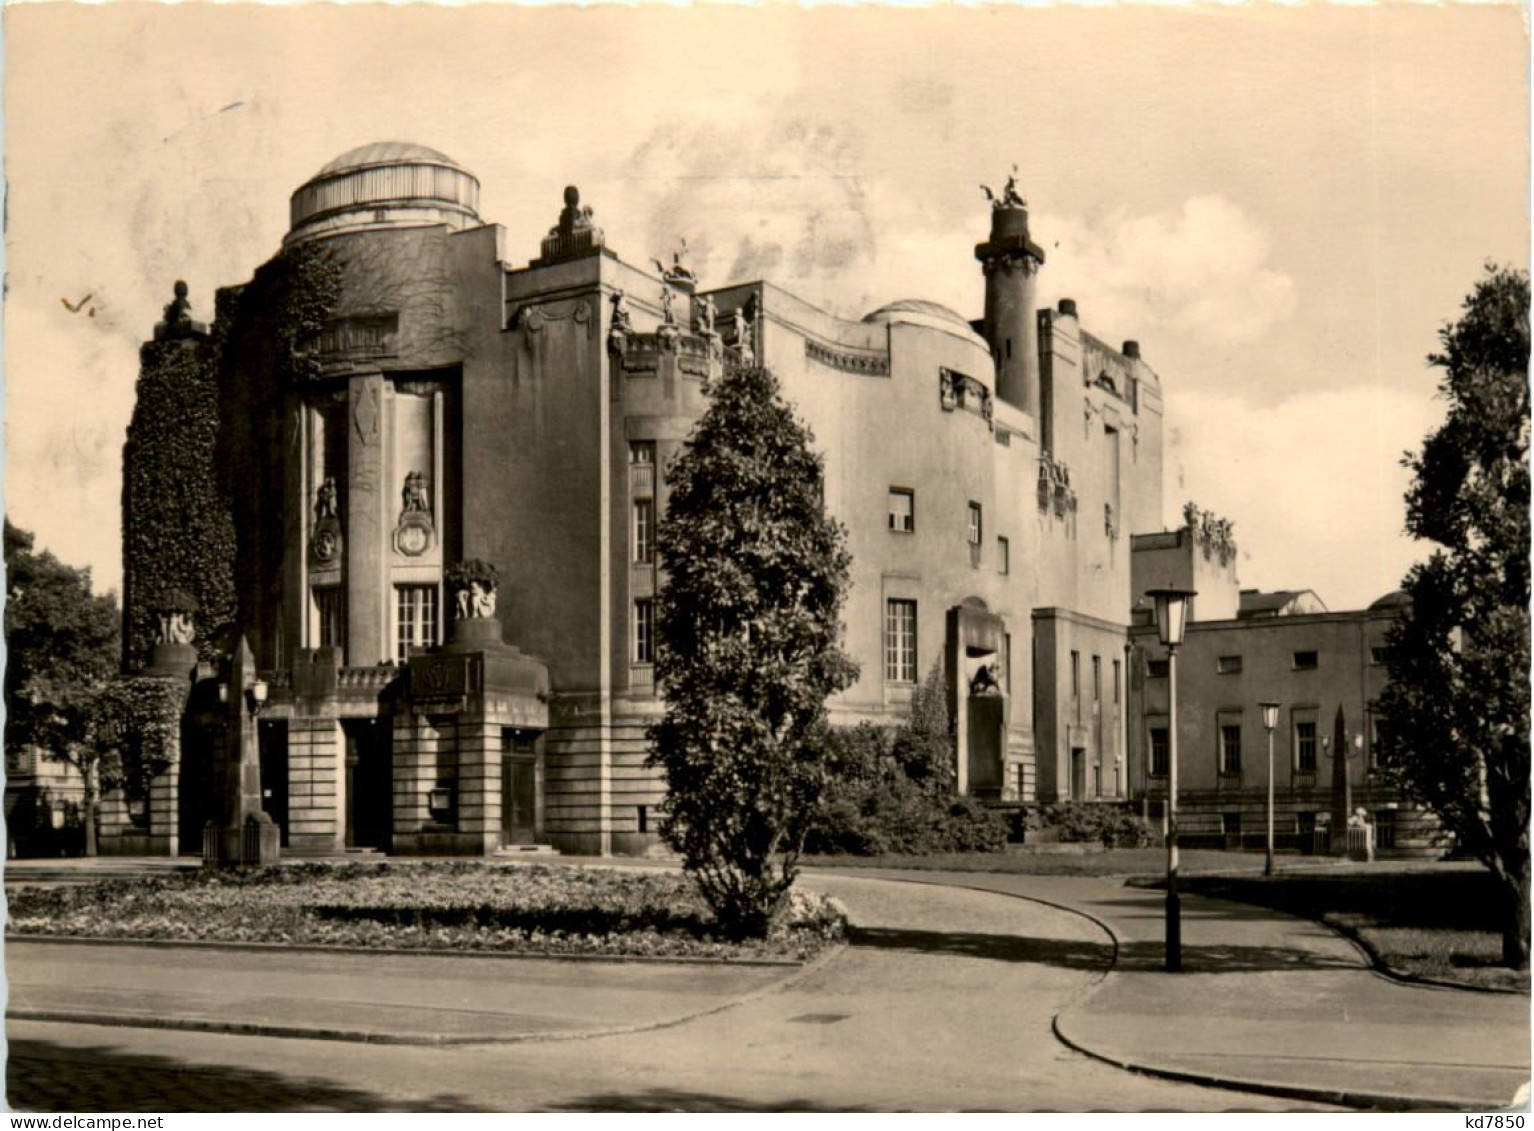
xmin=314 ymin=587 xmax=345 ymax=653
xmin=885 ymin=599 xmax=918 ymax=683
xmin=1369 ymin=715 xmax=1386 ymax=769
xmin=633 ymin=499 xmax=655 ymax=564
xmin=1070 ymin=650 xmax=1081 ymax=699
xmin=967 ymin=502 xmax=983 ymax=545
xmin=1005 ymin=633 xmax=1013 ymax=695
xmin=633 ymin=599 xmax=655 ymax=664
xmin=997 ymin=535 xmax=1009 ymax=575
xmin=1370 ymin=645 xmax=1390 ymax=665
xmin=1092 ymin=655 xmax=1101 ymax=701
xmin=1092 ymin=765 xmax=1102 ymax=798
xmin=1112 ymin=659 xmax=1121 ymax=705
xmin=1149 ymin=727 xmax=1170 ymax=777
xmin=1296 ymin=721 xmax=1318 ymax=772
xmin=1219 ymin=723 xmax=1243 ymax=775
xmin=629 ymin=441 xmax=655 ymax=464
xmin=888 ymin=488 xmax=914 ymax=533
xmin=1147 ymin=658 xmax=1169 ymax=679
xmin=1374 ymin=809 xmax=1397 ymax=849
xmin=395 ymin=585 xmax=438 ymax=663
xmin=1217 ymin=655 xmax=1243 ymax=675
xmin=1292 ymin=650 xmax=1319 ymax=670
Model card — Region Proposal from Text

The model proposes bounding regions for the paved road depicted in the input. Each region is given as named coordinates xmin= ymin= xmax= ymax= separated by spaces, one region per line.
xmin=7 ymin=875 xmax=1322 ymax=1112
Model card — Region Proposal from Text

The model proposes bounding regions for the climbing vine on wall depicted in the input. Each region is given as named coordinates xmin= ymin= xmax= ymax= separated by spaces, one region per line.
xmin=91 ymin=676 xmax=185 ymax=800
xmin=123 ymin=243 xmax=341 ymax=672
xmin=122 ymin=333 xmax=238 ymax=670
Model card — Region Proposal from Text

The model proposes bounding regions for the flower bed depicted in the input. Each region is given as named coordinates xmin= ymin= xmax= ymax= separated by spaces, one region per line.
xmin=7 ymin=862 xmax=847 ymax=962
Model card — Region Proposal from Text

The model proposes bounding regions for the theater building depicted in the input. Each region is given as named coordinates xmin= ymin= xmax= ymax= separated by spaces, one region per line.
xmin=101 ymin=141 xmax=1417 ymax=860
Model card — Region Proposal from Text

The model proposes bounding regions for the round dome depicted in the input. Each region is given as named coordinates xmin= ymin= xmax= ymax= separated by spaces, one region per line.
xmin=1368 ymin=590 xmax=1412 ymax=611
xmin=287 ymin=141 xmax=481 ymax=246
xmin=863 ymin=299 xmax=974 ymax=330
xmin=314 ymin=142 xmax=462 ymax=178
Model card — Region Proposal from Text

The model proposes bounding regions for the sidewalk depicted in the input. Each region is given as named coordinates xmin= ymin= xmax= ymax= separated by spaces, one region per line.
xmin=7 ymin=938 xmax=805 ymax=1045
xmin=838 ymin=868 xmax=1531 ymax=1111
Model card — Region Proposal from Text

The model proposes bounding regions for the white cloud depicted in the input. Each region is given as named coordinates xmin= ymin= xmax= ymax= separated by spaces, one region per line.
xmin=1037 ymin=196 xmax=1297 ymax=351
xmin=1168 ymin=383 xmax=1444 ymax=612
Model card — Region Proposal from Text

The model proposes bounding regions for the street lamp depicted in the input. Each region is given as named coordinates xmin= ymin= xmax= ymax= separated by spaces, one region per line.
xmin=1146 ymin=584 xmax=1196 ymax=973
xmin=1260 ymin=701 xmax=1281 ymax=876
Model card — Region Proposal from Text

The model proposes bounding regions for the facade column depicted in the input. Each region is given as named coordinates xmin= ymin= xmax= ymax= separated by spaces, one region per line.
xmin=346 ymin=373 xmax=387 ymax=667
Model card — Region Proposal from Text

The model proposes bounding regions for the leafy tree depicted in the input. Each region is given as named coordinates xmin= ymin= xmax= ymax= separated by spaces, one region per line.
xmin=647 ymin=366 xmax=858 ymax=939
xmin=1378 ymin=264 xmax=1530 ymax=969
xmin=5 ymin=521 xmax=122 ymax=854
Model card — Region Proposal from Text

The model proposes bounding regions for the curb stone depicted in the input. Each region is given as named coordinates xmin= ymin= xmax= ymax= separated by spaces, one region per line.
xmin=7 ymin=940 xmax=847 ymax=1048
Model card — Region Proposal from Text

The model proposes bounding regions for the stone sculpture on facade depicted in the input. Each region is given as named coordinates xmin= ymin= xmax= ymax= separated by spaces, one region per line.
xmin=1182 ymin=501 xmax=1237 ymax=566
xmin=447 ymin=559 xmax=500 ymax=622
xmin=315 ymin=477 xmax=339 ymax=519
xmin=402 ymin=471 xmax=430 ymax=514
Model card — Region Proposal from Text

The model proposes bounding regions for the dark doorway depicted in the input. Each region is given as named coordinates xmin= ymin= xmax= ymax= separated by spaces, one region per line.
xmin=966 ymin=695 xmax=1004 ymax=795
xmin=1070 ymin=747 xmax=1086 ymax=801
xmin=178 ymin=718 xmax=219 ymax=856
xmin=501 ymin=730 xmax=538 ymax=846
xmin=258 ymin=721 xmax=290 ymax=848
xmin=343 ymin=718 xmax=392 ymax=851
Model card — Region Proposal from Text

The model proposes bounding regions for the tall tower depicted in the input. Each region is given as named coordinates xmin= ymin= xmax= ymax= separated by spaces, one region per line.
xmin=975 ymin=178 xmax=1046 ymax=418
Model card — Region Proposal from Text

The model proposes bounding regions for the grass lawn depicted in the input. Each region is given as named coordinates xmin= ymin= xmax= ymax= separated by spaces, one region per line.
xmin=1177 ymin=863 xmax=1529 ymax=994
xmin=6 ymin=861 xmax=846 ymax=962
xmin=804 ymin=846 xmax=1333 ymax=878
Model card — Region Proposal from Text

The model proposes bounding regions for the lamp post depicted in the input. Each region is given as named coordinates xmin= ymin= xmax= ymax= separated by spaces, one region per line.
xmin=1260 ymin=701 xmax=1281 ymax=877
xmin=1146 ymin=585 xmax=1196 ymax=973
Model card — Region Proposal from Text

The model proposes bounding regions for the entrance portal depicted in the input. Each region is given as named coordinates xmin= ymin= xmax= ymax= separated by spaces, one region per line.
xmin=343 ymin=718 xmax=392 ymax=851
xmin=500 ymin=730 xmax=537 ymax=846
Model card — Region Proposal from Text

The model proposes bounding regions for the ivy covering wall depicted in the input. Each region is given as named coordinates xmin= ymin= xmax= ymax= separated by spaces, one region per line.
xmin=121 ymin=243 xmax=341 ymax=672
xmin=121 ymin=334 xmax=237 ymax=670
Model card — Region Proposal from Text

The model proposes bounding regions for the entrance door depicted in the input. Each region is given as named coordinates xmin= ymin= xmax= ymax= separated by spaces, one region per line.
xmin=500 ymin=730 xmax=537 ymax=846
xmin=342 ymin=719 xmax=392 ymax=851
xmin=1070 ymin=748 xmax=1086 ymax=801
xmin=258 ymin=721 xmax=289 ymax=847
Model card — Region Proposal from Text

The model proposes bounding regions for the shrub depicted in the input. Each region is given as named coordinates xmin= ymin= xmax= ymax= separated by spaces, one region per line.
xmin=806 ymin=666 xmax=1010 ymax=856
xmin=1037 ymin=801 xmax=1152 ymax=848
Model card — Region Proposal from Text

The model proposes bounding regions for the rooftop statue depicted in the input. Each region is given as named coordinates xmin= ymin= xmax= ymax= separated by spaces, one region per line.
xmin=980 ymin=165 xmax=1026 ymax=211
xmin=164 ymin=280 xmax=193 ymax=326
xmin=652 ymin=238 xmax=697 ymax=286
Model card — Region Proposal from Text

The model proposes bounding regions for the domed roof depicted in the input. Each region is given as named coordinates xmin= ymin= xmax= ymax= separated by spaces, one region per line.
xmin=287 ymin=141 xmax=481 ymax=246
xmin=1368 ymin=589 xmax=1412 ymax=611
xmin=313 ymin=142 xmax=464 ymax=178
xmin=863 ymin=299 xmax=974 ymax=330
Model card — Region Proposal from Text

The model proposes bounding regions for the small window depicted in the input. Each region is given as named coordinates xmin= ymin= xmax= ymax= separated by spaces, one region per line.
xmin=1146 ymin=658 xmax=1169 ymax=679
xmin=1370 ymin=715 xmax=1386 ymax=769
xmin=1092 ymin=655 xmax=1101 ymax=701
xmin=1070 ymin=650 xmax=1081 ymax=698
xmin=968 ymin=502 xmax=983 ymax=546
xmin=633 ymin=499 xmax=655 ymax=564
xmin=1296 ymin=721 xmax=1318 ymax=772
xmin=888 ymin=488 xmax=915 ymax=533
xmin=1374 ymin=809 xmax=1397 ymax=849
xmin=396 ymin=584 xmax=439 ymax=663
xmin=1370 ymin=645 xmax=1390 ymax=665
xmin=314 ymin=586 xmax=345 ymax=655
xmin=1217 ymin=655 xmax=1243 ymax=675
xmin=997 ymin=535 xmax=1010 ymax=575
xmin=1149 ymin=727 xmax=1170 ymax=777
xmin=633 ymin=599 xmax=655 ymax=664
xmin=885 ymin=599 xmax=918 ymax=683
xmin=1219 ymin=724 xmax=1243 ymax=775
xmin=1293 ymin=650 xmax=1319 ymax=670
xmin=1112 ymin=659 xmax=1121 ymax=705
xmin=629 ymin=441 xmax=655 ymax=465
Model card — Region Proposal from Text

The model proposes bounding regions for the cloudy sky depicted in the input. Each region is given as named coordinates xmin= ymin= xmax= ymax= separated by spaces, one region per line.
xmin=5 ymin=3 xmax=1527 ymax=612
